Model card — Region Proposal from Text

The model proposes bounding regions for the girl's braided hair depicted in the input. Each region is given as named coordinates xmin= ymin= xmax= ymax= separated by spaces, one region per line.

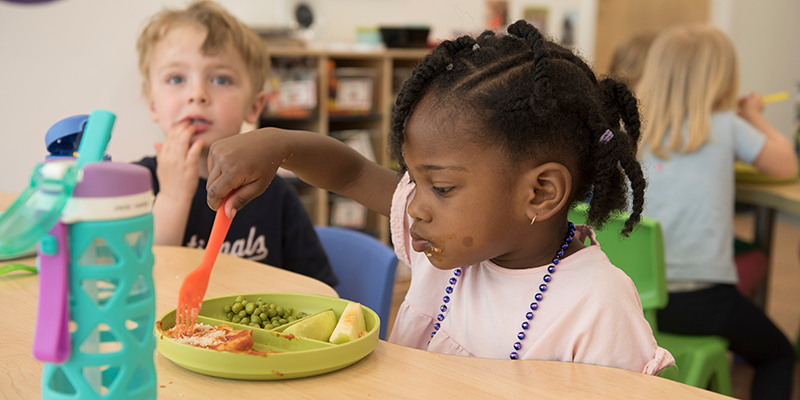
xmin=389 ymin=20 xmax=645 ymax=236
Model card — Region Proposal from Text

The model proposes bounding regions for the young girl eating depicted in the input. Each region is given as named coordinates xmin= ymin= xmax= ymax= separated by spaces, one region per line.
xmin=205 ymin=20 xmax=674 ymax=374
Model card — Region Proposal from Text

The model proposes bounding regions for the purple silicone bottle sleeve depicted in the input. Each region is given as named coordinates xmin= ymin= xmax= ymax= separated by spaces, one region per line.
xmin=32 ymin=221 xmax=71 ymax=363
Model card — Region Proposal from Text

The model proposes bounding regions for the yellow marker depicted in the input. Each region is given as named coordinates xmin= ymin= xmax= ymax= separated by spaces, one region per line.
xmin=762 ymin=91 xmax=789 ymax=104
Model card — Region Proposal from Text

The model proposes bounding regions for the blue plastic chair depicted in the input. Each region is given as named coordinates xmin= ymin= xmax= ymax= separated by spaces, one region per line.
xmin=314 ymin=226 xmax=398 ymax=340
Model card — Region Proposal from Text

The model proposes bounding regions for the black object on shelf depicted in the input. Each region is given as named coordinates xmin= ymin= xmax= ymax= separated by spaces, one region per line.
xmin=328 ymin=113 xmax=383 ymax=123
xmin=379 ymin=27 xmax=430 ymax=48
xmin=260 ymin=115 xmax=320 ymax=126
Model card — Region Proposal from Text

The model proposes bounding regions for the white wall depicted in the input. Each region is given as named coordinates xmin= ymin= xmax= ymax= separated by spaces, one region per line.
xmin=0 ymin=0 xmax=593 ymax=193
xmin=727 ymin=0 xmax=800 ymax=141
xmin=0 ymin=0 xmax=797 ymax=193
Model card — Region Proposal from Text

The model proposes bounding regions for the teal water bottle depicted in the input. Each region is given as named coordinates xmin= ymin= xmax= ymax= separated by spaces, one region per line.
xmin=0 ymin=110 xmax=157 ymax=399
xmin=38 ymin=160 xmax=156 ymax=399
xmin=39 ymin=111 xmax=157 ymax=399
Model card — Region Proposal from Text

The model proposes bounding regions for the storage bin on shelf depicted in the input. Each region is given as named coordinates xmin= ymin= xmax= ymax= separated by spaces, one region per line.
xmin=327 ymin=61 xmax=377 ymax=116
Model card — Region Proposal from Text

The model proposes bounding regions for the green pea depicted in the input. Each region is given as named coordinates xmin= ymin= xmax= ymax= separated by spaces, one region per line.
xmin=232 ymin=316 xmax=241 ymax=323
xmin=251 ymin=315 xmax=262 ymax=324
xmin=296 ymin=312 xmax=308 ymax=319
xmin=223 ymin=305 xmax=232 ymax=313
xmin=226 ymin=312 xmax=234 ymax=321
xmin=240 ymin=317 xmax=250 ymax=325
xmin=256 ymin=301 xmax=264 ymax=308
xmin=238 ymin=310 xmax=248 ymax=318
xmin=241 ymin=299 xmax=248 ymax=306
xmin=245 ymin=303 xmax=256 ymax=315
xmin=259 ymin=312 xmax=268 ymax=320
xmin=268 ymin=309 xmax=277 ymax=318
xmin=235 ymin=296 xmax=244 ymax=303
xmin=231 ymin=303 xmax=243 ymax=313
xmin=275 ymin=306 xmax=284 ymax=315
xmin=271 ymin=316 xmax=280 ymax=323
xmin=287 ymin=308 xmax=294 ymax=316
xmin=250 ymin=323 xmax=260 ymax=328
xmin=253 ymin=307 xmax=264 ymax=316
xmin=286 ymin=316 xmax=295 ymax=322
xmin=269 ymin=304 xmax=277 ymax=310
xmin=278 ymin=318 xmax=287 ymax=325
xmin=272 ymin=323 xmax=281 ymax=329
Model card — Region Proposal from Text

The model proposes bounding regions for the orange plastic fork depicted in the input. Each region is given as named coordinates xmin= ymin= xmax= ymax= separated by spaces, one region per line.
xmin=175 ymin=194 xmax=234 ymax=334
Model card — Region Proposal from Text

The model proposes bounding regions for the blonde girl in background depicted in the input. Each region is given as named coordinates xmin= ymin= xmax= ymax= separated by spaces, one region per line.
xmin=608 ymin=31 xmax=657 ymax=89
xmin=204 ymin=20 xmax=674 ymax=374
xmin=637 ymin=24 xmax=798 ymax=400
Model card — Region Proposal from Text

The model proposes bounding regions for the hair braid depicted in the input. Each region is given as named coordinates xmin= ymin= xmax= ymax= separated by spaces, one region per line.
xmin=620 ymin=155 xmax=645 ymax=235
xmin=389 ymin=37 xmax=478 ymax=172
xmin=591 ymin=78 xmax=647 ymax=236
xmin=599 ymin=78 xmax=642 ymax=143
xmin=507 ymin=20 xmax=553 ymax=107
xmin=587 ymin=123 xmax=626 ymax=230
xmin=611 ymin=82 xmax=647 ymax=235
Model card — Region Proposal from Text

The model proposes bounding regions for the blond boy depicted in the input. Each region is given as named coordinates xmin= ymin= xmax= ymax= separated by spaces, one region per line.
xmin=134 ymin=1 xmax=337 ymax=286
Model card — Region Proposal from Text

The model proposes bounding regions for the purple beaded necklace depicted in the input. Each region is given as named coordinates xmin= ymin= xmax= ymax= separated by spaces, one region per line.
xmin=428 ymin=221 xmax=576 ymax=360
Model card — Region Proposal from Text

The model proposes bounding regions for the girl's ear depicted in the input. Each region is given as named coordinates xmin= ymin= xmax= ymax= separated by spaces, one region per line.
xmin=244 ymin=91 xmax=268 ymax=124
xmin=519 ymin=162 xmax=572 ymax=223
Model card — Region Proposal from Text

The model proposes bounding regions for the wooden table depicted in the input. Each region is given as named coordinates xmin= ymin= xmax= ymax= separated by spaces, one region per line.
xmin=0 ymin=191 xmax=730 ymax=399
xmin=0 ymin=252 xmax=728 ymax=400
xmin=735 ymin=180 xmax=800 ymax=307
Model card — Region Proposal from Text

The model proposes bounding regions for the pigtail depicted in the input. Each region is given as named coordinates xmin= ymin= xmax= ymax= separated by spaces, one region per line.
xmin=586 ymin=122 xmax=628 ymax=233
xmin=593 ymin=78 xmax=647 ymax=236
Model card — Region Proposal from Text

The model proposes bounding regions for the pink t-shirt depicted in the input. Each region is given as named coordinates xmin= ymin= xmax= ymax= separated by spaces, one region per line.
xmin=388 ymin=173 xmax=674 ymax=375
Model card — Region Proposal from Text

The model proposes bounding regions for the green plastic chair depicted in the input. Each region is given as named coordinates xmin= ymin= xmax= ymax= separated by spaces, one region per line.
xmin=569 ymin=203 xmax=732 ymax=395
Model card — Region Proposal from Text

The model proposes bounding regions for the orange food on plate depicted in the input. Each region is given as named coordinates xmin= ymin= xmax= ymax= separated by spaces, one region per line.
xmin=164 ymin=323 xmax=276 ymax=355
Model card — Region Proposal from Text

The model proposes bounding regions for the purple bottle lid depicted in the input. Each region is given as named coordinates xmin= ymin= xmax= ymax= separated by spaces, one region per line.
xmin=61 ymin=162 xmax=154 ymax=223
xmin=72 ymin=162 xmax=152 ymax=198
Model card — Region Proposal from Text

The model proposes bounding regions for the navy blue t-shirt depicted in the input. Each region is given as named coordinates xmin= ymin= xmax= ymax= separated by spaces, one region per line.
xmin=135 ymin=157 xmax=337 ymax=287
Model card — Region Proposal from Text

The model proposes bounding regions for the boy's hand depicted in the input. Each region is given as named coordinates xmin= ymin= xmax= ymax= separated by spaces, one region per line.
xmin=206 ymin=130 xmax=282 ymax=219
xmin=736 ymin=92 xmax=765 ymax=123
xmin=155 ymin=120 xmax=203 ymax=202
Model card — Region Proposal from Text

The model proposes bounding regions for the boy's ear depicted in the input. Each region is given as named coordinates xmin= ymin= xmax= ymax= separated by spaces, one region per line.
xmin=519 ymin=162 xmax=572 ymax=223
xmin=244 ymin=91 xmax=268 ymax=124
xmin=146 ymin=95 xmax=159 ymax=123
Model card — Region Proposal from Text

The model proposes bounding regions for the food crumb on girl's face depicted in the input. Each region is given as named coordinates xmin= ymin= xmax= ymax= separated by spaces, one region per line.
xmin=403 ymin=97 xmax=529 ymax=270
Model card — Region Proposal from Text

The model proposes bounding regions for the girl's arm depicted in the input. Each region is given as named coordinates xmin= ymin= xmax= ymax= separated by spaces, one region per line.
xmin=738 ymin=92 xmax=799 ymax=178
xmin=206 ymin=127 xmax=399 ymax=219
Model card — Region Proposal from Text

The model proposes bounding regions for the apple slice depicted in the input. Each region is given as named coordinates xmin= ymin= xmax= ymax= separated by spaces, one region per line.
xmin=329 ymin=302 xmax=367 ymax=344
xmin=281 ymin=309 xmax=337 ymax=341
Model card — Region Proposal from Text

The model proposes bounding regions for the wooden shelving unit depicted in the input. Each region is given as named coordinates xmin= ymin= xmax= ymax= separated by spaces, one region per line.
xmin=261 ymin=47 xmax=429 ymax=244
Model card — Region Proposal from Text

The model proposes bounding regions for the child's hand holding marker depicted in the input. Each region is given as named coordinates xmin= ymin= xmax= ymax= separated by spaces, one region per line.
xmin=762 ymin=91 xmax=789 ymax=104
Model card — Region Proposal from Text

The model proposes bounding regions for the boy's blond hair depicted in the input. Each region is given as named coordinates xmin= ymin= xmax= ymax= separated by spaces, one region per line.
xmin=136 ymin=0 xmax=268 ymax=99
xmin=638 ymin=24 xmax=739 ymax=159
xmin=608 ymin=31 xmax=657 ymax=88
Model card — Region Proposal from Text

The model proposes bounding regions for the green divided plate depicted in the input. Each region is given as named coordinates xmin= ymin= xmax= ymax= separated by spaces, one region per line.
xmin=154 ymin=293 xmax=380 ymax=380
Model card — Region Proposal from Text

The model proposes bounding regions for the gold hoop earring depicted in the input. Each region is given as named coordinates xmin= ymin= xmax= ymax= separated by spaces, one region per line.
xmin=530 ymin=214 xmax=537 ymax=225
